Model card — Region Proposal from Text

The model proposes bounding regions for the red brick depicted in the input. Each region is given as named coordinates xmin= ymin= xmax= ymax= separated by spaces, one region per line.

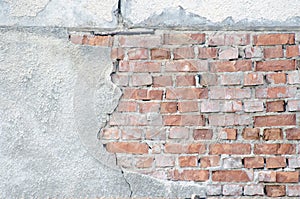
xmin=210 ymin=143 xmax=251 ymax=155
xmin=119 ymin=61 xmax=161 ymax=72
xmin=173 ymin=47 xmax=194 ymax=59
xmin=106 ymin=142 xmax=148 ymax=154
xmin=153 ymin=76 xmax=172 ymax=87
xmin=82 ymin=35 xmax=113 ymax=46
xmin=266 ymin=185 xmax=286 ymax=197
xmin=244 ymin=157 xmax=264 ymax=168
xmin=130 ymin=74 xmax=152 ymax=86
xmin=254 ymin=33 xmax=295 ymax=45
xmin=256 ymin=86 xmax=296 ymax=99
xmin=208 ymin=33 xmax=250 ymax=46
xmin=263 ymin=128 xmax=283 ymax=140
xmin=198 ymin=47 xmax=218 ymax=59
xmin=151 ymin=48 xmax=171 ymax=60
xmin=222 ymin=100 xmax=243 ymax=112
xmin=164 ymin=143 xmax=205 ymax=154
xmin=244 ymin=100 xmax=264 ymax=112
xmin=287 ymin=185 xmax=300 ymax=196
xmin=111 ymin=73 xmax=128 ymax=86
xmin=286 ymin=45 xmax=300 ymax=58
xmin=119 ymin=35 xmax=161 ymax=47
xmin=128 ymin=48 xmax=148 ymax=60
xmin=218 ymin=128 xmax=237 ymax=140
xmin=256 ymin=60 xmax=295 ymax=71
xmin=121 ymin=128 xmax=143 ymax=140
xmin=135 ymin=157 xmax=153 ymax=168
xmin=210 ymin=87 xmax=251 ymax=99
xmin=212 ymin=170 xmax=252 ymax=182
xmin=286 ymin=128 xmax=300 ymax=140
xmin=266 ymin=157 xmax=286 ymax=168
xmin=176 ymin=75 xmax=195 ymax=86
xmin=117 ymin=101 xmax=137 ymax=112
xmin=164 ymin=33 xmax=205 ymax=45
xmin=218 ymin=47 xmax=238 ymax=60
xmin=165 ymin=60 xmax=208 ymax=72
xmin=171 ymin=170 xmax=209 ymax=181
xmin=166 ymin=88 xmax=208 ymax=100
xmin=123 ymin=88 xmax=163 ymax=100
xmin=163 ymin=115 xmax=205 ymax=126
xmin=244 ymin=72 xmax=264 ymax=86
xmin=139 ymin=102 xmax=160 ymax=113
xmin=276 ymin=171 xmax=299 ymax=183
xmin=208 ymin=114 xmax=251 ymax=126
xmin=254 ymin=114 xmax=296 ymax=127
xmin=287 ymin=100 xmax=300 ymax=111
xmin=266 ymin=100 xmax=285 ymax=112
xmin=111 ymin=48 xmax=125 ymax=60
xmin=210 ymin=60 xmax=252 ymax=72
xmin=266 ymin=72 xmax=286 ymax=84
xmin=193 ymin=129 xmax=213 ymax=140
xmin=200 ymin=156 xmax=220 ymax=168
xmin=254 ymin=144 xmax=295 ymax=154
xmin=242 ymin=128 xmax=260 ymax=140
xmin=169 ymin=127 xmax=189 ymax=139
xmin=220 ymin=73 xmax=242 ymax=85
xmin=178 ymin=156 xmax=198 ymax=167
xmin=264 ymin=46 xmax=283 ymax=58
xmin=178 ymin=101 xmax=198 ymax=112
xmin=160 ymin=102 xmax=177 ymax=113
xmin=201 ymin=100 xmax=220 ymax=112
xmin=100 ymin=128 xmax=120 ymax=140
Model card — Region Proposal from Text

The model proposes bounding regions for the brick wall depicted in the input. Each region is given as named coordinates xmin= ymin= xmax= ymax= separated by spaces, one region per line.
xmin=71 ymin=32 xmax=300 ymax=197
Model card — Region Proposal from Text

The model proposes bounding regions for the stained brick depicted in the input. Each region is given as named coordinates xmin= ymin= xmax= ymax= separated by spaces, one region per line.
xmin=254 ymin=33 xmax=295 ymax=45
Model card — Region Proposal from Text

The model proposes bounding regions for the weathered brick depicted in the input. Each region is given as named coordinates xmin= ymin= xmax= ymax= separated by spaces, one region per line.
xmin=266 ymin=185 xmax=286 ymax=197
xmin=193 ymin=129 xmax=213 ymax=140
xmin=244 ymin=184 xmax=264 ymax=196
xmin=266 ymin=157 xmax=286 ymax=168
xmin=170 ymin=169 xmax=209 ymax=181
xmin=118 ymin=101 xmax=137 ymax=112
xmin=178 ymin=156 xmax=198 ymax=167
xmin=266 ymin=72 xmax=286 ymax=84
xmin=222 ymin=157 xmax=242 ymax=169
xmin=210 ymin=60 xmax=252 ymax=72
xmin=208 ymin=114 xmax=251 ymax=126
xmin=155 ymin=155 xmax=175 ymax=167
xmin=151 ymin=48 xmax=171 ymax=60
xmin=160 ymin=102 xmax=177 ymax=113
xmin=223 ymin=184 xmax=242 ymax=196
xmin=244 ymin=157 xmax=264 ymax=168
xmin=210 ymin=143 xmax=251 ymax=155
xmin=288 ymin=71 xmax=300 ymax=84
xmin=220 ymin=73 xmax=242 ymax=85
xmin=165 ymin=60 xmax=208 ymax=72
xmin=287 ymin=100 xmax=300 ymax=111
xmin=242 ymin=128 xmax=260 ymax=140
xmin=206 ymin=185 xmax=222 ymax=196
xmin=169 ymin=127 xmax=189 ymax=139
xmin=145 ymin=128 xmax=166 ymax=140
xmin=178 ymin=101 xmax=198 ymax=112
xmin=130 ymin=74 xmax=152 ymax=86
xmin=288 ymin=157 xmax=300 ymax=168
xmin=163 ymin=115 xmax=205 ymax=126
xmin=287 ymin=185 xmax=300 ymax=196
xmin=208 ymin=33 xmax=250 ymax=46
xmin=266 ymin=100 xmax=285 ymax=112
xmin=201 ymin=100 xmax=220 ymax=112
xmin=119 ymin=61 xmax=161 ymax=72
xmin=109 ymin=113 xmax=148 ymax=126
xmin=255 ymin=86 xmax=296 ymax=99
xmin=119 ymin=35 xmax=161 ymax=47
xmin=276 ymin=171 xmax=299 ymax=183
xmin=111 ymin=73 xmax=129 ymax=86
xmin=173 ymin=47 xmax=194 ymax=59
xmin=244 ymin=100 xmax=264 ymax=112
xmin=244 ymin=46 xmax=263 ymax=58
xmin=135 ymin=157 xmax=153 ymax=168
xmin=199 ymin=73 xmax=218 ymax=86
xmin=256 ymin=60 xmax=295 ymax=71
xmin=286 ymin=128 xmax=300 ymax=140
xmin=198 ymin=47 xmax=218 ymax=59
xmin=254 ymin=33 xmax=295 ymax=45
xmin=218 ymin=47 xmax=238 ymax=60
xmin=139 ymin=102 xmax=160 ymax=113
xmin=244 ymin=72 xmax=264 ymax=86
xmin=218 ymin=128 xmax=237 ymax=140
xmin=164 ymin=33 xmax=205 ymax=45
xmin=222 ymin=100 xmax=243 ymax=112
xmin=263 ymin=128 xmax=283 ymax=140
xmin=258 ymin=171 xmax=276 ymax=182
xmin=254 ymin=114 xmax=296 ymax=127
xmin=210 ymin=87 xmax=251 ymax=99
xmin=286 ymin=45 xmax=300 ymax=58
xmin=164 ymin=143 xmax=205 ymax=154
xmin=153 ymin=75 xmax=173 ymax=87
xmin=254 ymin=144 xmax=295 ymax=154
xmin=100 ymin=128 xmax=120 ymax=140
xmin=111 ymin=47 xmax=125 ymax=60
xmin=128 ymin=48 xmax=148 ymax=60
xmin=263 ymin=46 xmax=283 ymax=58
xmin=166 ymin=88 xmax=208 ymax=100
xmin=176 ymin=75 xmax=196 ymax=86
xmin=212 ymin=170 xmax=252 ymax=182
xmin=200 ymin=156 xmax=220 ymax=168
xmin=106 ymin=142 xmax=148 ymax=154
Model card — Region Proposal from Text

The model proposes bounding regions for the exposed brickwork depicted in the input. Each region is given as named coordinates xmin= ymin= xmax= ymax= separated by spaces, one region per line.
xmin=70 ymin=31 xmax=300 ymax=197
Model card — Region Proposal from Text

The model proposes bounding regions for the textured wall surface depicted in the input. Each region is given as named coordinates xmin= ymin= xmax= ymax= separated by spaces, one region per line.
xmin=0 ymin=0 xmax=300 ymax=198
